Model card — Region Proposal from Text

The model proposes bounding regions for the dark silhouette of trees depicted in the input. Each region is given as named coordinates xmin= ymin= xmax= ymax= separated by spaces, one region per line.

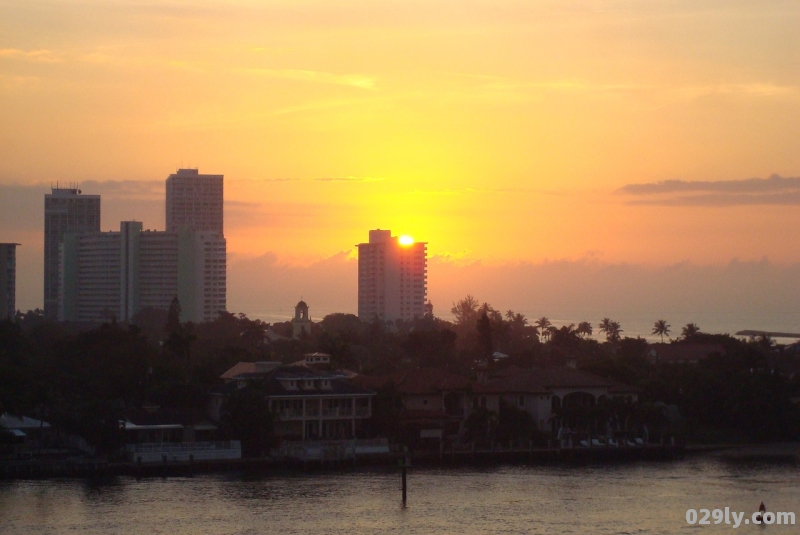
xmin=535 ymin=317 xmax=552 ymax=341
xmin=219 ymin=382 xmax=273 ymax=457
xmin=476 ymin=312 xmax=493 ymax=365
xmin=576 ymin=321 xmax=593 ymax=338
xmin=681 ymin=323 xmax=701 ymax=340
xmin=598 ymin=318 xmax=613 ymax=339
xmin=451 ymin=295 xmax=480 ymax=326
xmin=652 ymin=319 xmax=671 ymax=343
xmin=402 ymin=329 xmax=458 ymax=369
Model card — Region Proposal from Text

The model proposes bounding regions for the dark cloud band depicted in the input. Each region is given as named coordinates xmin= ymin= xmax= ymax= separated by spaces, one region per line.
xmin=617 ymin=174 xmax=800 ymax=206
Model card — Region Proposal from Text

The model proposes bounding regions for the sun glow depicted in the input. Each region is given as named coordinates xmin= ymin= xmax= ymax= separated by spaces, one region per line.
xmin=398 ymin=235 xmax=415 ymax=246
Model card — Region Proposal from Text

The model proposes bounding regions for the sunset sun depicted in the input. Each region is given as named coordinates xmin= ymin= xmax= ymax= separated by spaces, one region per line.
xmin=398 ymin=235 xmax=415 ymax=246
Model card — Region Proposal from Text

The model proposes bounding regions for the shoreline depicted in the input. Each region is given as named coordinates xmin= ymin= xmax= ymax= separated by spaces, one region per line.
xmin=3 ymin=441 xmax=798 ymax=480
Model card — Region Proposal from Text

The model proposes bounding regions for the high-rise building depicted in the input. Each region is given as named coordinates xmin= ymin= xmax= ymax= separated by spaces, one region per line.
xmin=166 ymin=168 xmax=226 ymax=322
xmin=177 ymin=229 xmax=227 ymax=323
xmin=59 ymin=222 xmax=178 ymax=324
xmin=166 ymin=169 xmax=224 ymax=233
xmin=55 ymin=169 xmax=227 ymax=324
xmin=356 ymin=229 xmax=427 ymax=324
xmin=44 ymin=187 xmax=100 ymax=319
xmin=0 ymin=243 xmax=19 ymax=320
xmin=59 ymin=231 xmax=120 ymax=323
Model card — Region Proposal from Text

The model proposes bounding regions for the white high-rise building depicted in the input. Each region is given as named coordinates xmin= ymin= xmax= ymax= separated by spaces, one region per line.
xmin=59 ymin=222 xmax=226 ymax=324
xmin=44 ymin=187 xmax=101 ymax=319
xmin=177 ymin=229 xmax=227 ymax=323
xmin=166 ymin=168 xmax=226 ymax=322
xmin=357 ymin=229 xmax=427 ymax=324
xmin=55 ymin=169 xmax=226 ymax=324
xmin=166 ymin=169 xmax=223 ymax=233
xmin=59 ymin=231 xmax=120 ymax=323
xmin=0 ymin=243 xmax=19 ymax=320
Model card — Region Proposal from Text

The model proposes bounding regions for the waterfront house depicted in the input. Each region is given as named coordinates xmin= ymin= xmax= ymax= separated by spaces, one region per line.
xmin=212 ymin=355 xmax=376 ymax=441
xmin=121 ymin=405 xmax=241 ymax=463
xmin=645 ymin=343 xmax=725 ymax=365
xmin=354 ymin=368 xmax=472 ymax=447
xmin=471 ymin=366 xmax=639 ymax=433
xmin=0 ymin=413 xmax=53 ymax=458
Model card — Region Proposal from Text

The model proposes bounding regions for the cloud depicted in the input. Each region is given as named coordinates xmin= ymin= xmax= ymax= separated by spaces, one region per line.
xmin=0 ymin=181 xmax=165 ymax=232
xmin=617 ymin=174 xmax=800 ymax=206
xmin=248 ymin=176 xmax=385 ymax=183
xmin=0 ymin=49 xmax=60 ymax=63
xmin=242 ymin=68 xmax=376 ymax=90
xmin=313 ymin=176 xmax=385 ymax=182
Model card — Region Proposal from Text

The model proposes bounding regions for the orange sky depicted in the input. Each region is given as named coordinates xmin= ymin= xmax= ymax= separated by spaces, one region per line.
xmin=2 ymin=1 xmax=800 ymax=319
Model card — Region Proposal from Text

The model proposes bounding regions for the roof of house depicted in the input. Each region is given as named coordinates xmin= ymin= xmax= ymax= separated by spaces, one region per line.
xmin=220 ymin=360 xmax=282 ymax=380
xmin=261 ymin=378 xmax=374 ymax=398
xmin=121 ymin=407 xmax=214 ymax=428
xmin=474 ymin=366 xmax=638 ymax=394
xmin=220 ymin=361 xmax=257 ymax=380
xmin=0 ymin=413 xmax=51 ymax=430
xmin=354 ymin=368 xmax=472 ymax=395
xmin=647 ymin=343 xmax=725 ymax=364
xmin=217 ymin=362 xmax=374 ymax=398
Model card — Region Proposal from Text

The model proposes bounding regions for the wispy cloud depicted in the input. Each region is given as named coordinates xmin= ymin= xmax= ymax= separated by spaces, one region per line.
xmin=313 ymin=176 xmax=385 ymax=182
xmin=0 ymin=49 xmax=61 ymax=63
xmin=242 ymin=68 xmax=376 ymax=90
xmin=675 ymin=83 xmax=799 ymax=100
xmin=255 ymin=176 xmax=385 ymax=183
xmin=617 ymin=174 xmax=800 ymax=206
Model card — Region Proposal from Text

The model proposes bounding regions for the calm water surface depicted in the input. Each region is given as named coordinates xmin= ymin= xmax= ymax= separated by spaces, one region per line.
xmin=1 ymin=457 xmax=797 ymax=534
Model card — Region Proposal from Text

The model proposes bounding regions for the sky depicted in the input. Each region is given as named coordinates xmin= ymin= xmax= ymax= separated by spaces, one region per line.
xmin=2 ymin=1 xmax=800 ymax=335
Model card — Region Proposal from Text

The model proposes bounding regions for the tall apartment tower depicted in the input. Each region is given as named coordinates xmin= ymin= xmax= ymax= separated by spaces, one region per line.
xmin=165 ymin=169 xmax=226 ymax=323
xmin=44 ymin=187 xmax=101 ymax=319
xmin=0 ymin=243 xmax=19 ymax=320
xmin=59 ymin=222 xmax=179 ymax=323
xmin=166 ymin=169 xmax=223 ymax=233
xmin=357 ymin=229 xmax=427 ymax=324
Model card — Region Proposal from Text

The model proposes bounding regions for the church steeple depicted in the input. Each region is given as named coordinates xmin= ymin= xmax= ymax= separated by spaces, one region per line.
xmin=292 ymin=298 xmax=311 ymax=338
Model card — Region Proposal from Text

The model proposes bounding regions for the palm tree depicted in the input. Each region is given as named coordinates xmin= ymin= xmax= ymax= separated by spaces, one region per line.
xmin=652 ymin=319 xmax=670 ymax=343
xmin=598 ymin=317 xmax=613 ymax=339
xmin=576 ymin=321 xmax=593 ymax=338
xmin=608 ymin=321 xmax=623 ymax=343
xmin=681 ymin=323 xmax=700 ymax=340
xmin=535 ymin=317 xmax=552 ymax=341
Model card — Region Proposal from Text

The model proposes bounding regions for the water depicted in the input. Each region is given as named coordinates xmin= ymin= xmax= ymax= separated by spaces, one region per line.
xmin=1 ymin=456 xmax=797 ymax=534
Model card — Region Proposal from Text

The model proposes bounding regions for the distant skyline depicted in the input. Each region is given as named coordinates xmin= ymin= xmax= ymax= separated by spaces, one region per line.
xmin=2 ymin=1 xmax=800 ymax=333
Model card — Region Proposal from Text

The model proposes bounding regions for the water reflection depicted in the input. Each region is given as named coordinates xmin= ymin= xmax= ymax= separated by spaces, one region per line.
xmin=1 ymin=457 xmax=798 ymax=534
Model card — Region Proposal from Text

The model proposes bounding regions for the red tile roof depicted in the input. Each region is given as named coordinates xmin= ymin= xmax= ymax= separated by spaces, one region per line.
xmin=647 ymin=343 xmax=725 ymax=364
xmin=220 ymin=361 xmax=256 ymax=380
xmin=474 ymin=366 xmax=638 ymax=394
xmin=354 ymin=368 xmax=471 ymax=395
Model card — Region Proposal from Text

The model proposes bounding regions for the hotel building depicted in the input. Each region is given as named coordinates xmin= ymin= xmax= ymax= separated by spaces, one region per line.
xmin=356 ymin=229 xmax=427 ymax=324
xmin=43 ymin=187 xmax=101 ymax=319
